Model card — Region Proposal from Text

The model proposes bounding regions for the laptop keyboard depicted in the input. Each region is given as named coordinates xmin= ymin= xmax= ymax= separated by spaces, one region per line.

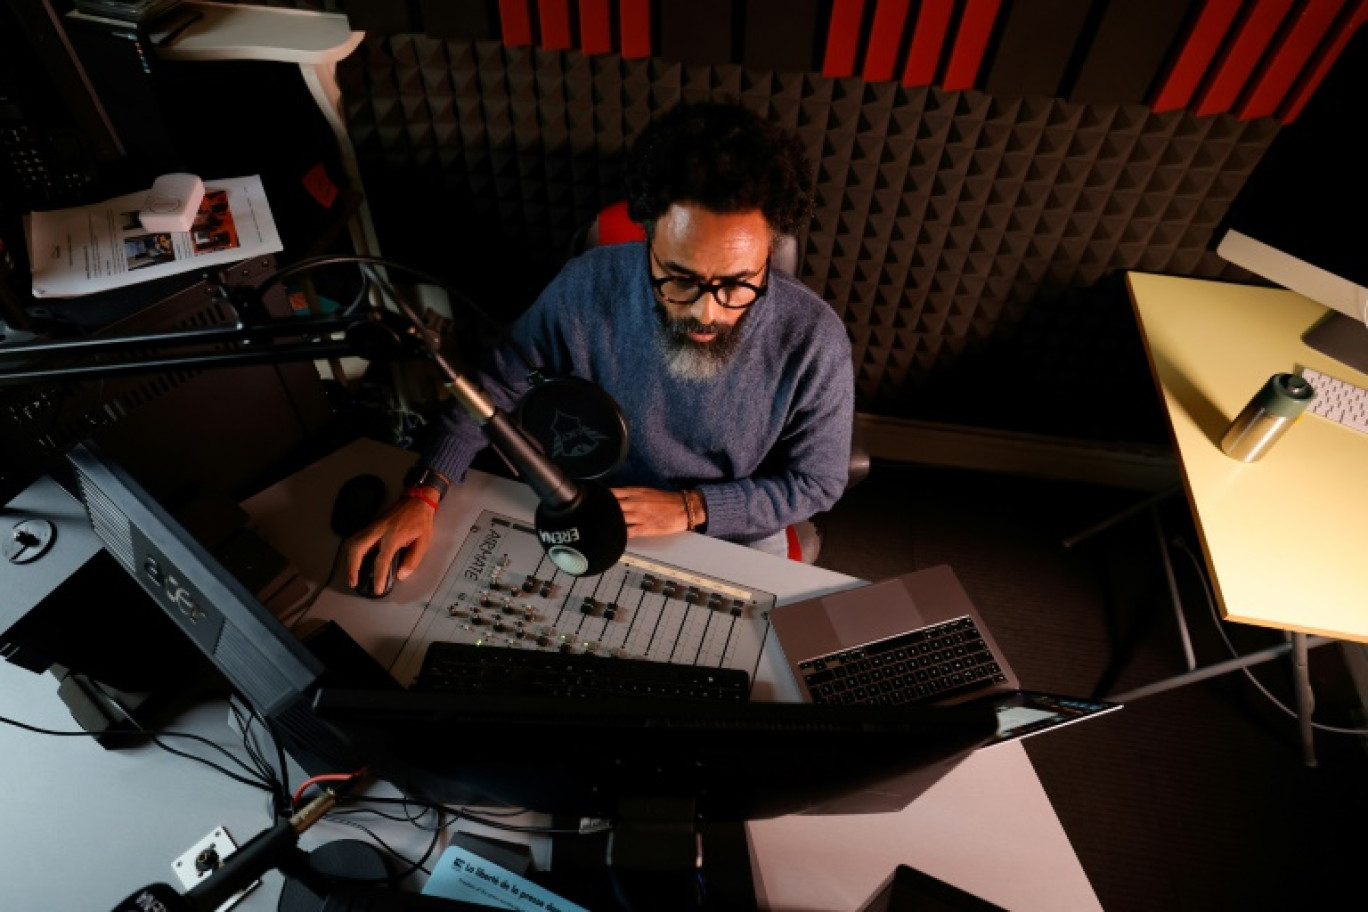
xmin=798 ymin=616 xmax=1007 ymax=706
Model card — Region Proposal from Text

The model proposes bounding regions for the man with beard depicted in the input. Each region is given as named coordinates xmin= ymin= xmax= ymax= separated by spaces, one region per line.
xmin=345 ymin=100 xmax=854 ymax=591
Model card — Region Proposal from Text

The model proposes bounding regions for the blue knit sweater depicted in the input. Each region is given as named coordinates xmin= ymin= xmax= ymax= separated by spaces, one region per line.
xmin=423 ymin=243 xmax=855 ymax=544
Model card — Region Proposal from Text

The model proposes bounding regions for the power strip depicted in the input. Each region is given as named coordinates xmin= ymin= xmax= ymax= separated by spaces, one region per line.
xmin=171 ymin=827 xmax=260 ymax=912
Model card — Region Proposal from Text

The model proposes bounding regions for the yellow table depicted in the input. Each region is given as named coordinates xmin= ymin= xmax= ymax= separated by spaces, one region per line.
xmin=1125 ymin=271 xmax=1368 ymax=763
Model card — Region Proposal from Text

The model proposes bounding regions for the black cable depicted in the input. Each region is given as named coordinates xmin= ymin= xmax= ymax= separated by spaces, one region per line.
xmin=324 ymin=808 xmax=445 ymax=881
xmin=452 ymin=808 xmax=588 ymax=836
xmin=261 ymin=254 xmax=533 ymax=369
xmin=329 ymin=799 xmax=440 ymax=829
xmin=263 ymin=715 xmax=294 ymax=817
xmin=88 ymin=678 xmax=279 ymax=791
xmin=228 ymin=701 xmax=280 ymax=786
xmin=0 ymin=713 xmax=278 ymax=792
xmin=234 ymin=702 xmax=293 ymax=815
xmin=342 ymin=793 xmax=585 ymax=835
xmin=281 ymin=537 xmax=346 ymax=631
xmin=344 ymin=795 xmax=528 ymax=820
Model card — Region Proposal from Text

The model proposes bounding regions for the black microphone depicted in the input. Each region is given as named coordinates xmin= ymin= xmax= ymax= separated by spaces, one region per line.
xmin=482 ymin=409 xmax=627 ymax=576
xmin=361 ymin=268 xmax=628 ymax=576
xmin=421 ymin=351 xmax=627 ymax=577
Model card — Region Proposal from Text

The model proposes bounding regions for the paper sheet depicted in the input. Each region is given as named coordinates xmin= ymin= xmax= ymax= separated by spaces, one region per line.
xmin=423 ymin=845 xmax=589 ymax=911
xmin=26 ymin=174 xmax=282 ymax=298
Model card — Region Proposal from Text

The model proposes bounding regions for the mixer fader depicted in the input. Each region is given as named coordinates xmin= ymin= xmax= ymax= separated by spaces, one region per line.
xmin=387 ymin=511 xmax=777 ymax=686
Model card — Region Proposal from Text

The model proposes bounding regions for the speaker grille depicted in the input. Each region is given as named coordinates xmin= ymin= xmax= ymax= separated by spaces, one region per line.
xmin=73 ymin=466 xmax=136 ymax=574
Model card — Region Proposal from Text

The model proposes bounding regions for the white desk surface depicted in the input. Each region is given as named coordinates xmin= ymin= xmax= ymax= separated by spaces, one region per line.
xmin=0 ymin=655 xmax=436 ymax=912
xmin=1127 ymin=272 xmax=1368 ymax=642
xmin=242 ymin=438 xmax=1101 ymax=911
xmin=0 ymin=439 xmax=1100 ymax=911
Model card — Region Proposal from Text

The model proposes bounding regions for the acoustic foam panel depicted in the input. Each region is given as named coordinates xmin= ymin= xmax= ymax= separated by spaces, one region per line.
xmin=340 ymin=37 xmax=1277 ymax=442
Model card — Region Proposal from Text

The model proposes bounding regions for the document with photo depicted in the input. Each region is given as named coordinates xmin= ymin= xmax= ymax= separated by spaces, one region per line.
xmin=26 ymin=174 xmax=282 ymax=298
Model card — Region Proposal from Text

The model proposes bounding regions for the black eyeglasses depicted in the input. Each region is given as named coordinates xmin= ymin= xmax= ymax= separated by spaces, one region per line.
xmin=647 ymin=241 xmax=769 ymax=310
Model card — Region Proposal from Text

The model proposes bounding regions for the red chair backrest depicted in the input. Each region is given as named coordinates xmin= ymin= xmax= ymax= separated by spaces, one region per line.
xmin=596 ymin=200 xmax=645 ymax=245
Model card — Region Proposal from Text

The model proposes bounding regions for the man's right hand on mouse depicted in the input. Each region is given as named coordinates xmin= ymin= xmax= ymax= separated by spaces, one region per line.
xmin=343 ymin=495 xmax=437 ymax=596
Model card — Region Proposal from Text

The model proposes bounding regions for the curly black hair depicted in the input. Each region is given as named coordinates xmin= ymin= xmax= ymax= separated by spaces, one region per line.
xmin=622 ymin=100 xmax=815 ymax=237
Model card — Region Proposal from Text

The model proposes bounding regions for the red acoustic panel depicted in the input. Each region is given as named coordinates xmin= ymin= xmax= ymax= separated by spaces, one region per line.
xmin=1194 ymin=0 xmax=1296 ymax=116
xmin=499 ymin=0 xmax=534 ymax=46
xmin=1279 ymin=0 xmax=1368 ymax=121
xmin=823 ymin=0 xmax=867 ymax=78
xmin=1151 ymin=0 xmax=1243 ymax=112
xmin=863 ymin=0 xmax=913 ymax=82
xmin=621 ymin=0 xmax=652 ymax=58
xmin=1239 ymin=0 xmax=1347 ymax=119
xmin=942 ymin=0 xmax=1002 ymax=91
xmin=539 ymin=0 xmax=573 ymax=50
xmin=578 ymin=0 xmax=612 ymax=54
xmin=902 ymin=0 xmax=955 ymax=86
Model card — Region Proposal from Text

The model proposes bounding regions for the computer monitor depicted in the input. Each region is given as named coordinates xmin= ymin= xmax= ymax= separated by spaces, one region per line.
xmin=311 ymin=688 xmax=996 ymax=818
xmin=64 ymin=441 xmax=351 ymax=765
xmin=1215 ymin=29 xmax=1368 ymax=373
xmin=65 ymin=439 xmax=998 ymax=908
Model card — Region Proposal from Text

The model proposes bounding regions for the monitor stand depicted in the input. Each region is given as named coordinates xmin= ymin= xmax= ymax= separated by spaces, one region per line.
xmin=1302 ymin=311 xmax=1368 ymax=375
xmin=547 ymin=812 xmax=758 ymax=911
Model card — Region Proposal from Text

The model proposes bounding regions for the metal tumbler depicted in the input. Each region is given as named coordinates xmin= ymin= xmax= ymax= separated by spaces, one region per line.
xmin=1219 ymin=372 xmax=1316 ymax=462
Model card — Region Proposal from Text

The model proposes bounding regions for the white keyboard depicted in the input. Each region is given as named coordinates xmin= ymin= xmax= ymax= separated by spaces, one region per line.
xmin=1303 ymin=367 xmax=1368 ymax=436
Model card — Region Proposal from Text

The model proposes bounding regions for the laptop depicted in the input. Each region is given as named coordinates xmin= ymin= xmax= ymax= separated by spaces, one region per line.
xmin=769 ymin=564 xmax=1120 ymax=747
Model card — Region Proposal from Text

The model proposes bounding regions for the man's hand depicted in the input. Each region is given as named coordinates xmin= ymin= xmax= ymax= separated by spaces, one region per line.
xmin=342 ymin=495 xmax=437 ymax=594
xmin=612 ymin=486 xmax=695 ymax=538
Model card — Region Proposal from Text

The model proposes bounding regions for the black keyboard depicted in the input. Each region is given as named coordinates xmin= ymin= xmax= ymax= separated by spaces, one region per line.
xmin=414 ymin=642 xmax=750 ymax=701
xmin=798 ymin=616 xmax=1007 ymax=706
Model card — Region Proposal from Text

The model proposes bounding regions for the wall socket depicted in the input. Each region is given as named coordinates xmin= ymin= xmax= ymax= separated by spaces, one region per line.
xmin=171 ymin=826 xmax=260 ymax=911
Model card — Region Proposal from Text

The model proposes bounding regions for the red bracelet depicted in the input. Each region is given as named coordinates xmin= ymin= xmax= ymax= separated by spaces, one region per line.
xmin=405 ymin=487 xmax=440 ymax=511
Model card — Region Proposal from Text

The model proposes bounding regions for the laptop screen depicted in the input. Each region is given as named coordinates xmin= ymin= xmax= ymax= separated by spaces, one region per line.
xmin=986 ymin=691 xmax=1121 ymax=745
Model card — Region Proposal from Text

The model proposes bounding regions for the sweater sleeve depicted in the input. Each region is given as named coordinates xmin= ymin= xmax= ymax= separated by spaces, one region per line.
xmin=418 ymin=272 xmax=573 ymax=483
xmin=695 ymin=320 xmax=855 ymax=542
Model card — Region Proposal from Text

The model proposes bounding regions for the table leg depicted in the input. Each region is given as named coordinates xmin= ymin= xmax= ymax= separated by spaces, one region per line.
xmin=1106 ymin=637 xmax=1332 ymax=702
xmin=1060 ymin=484 xmax=1182 ymax=549
xmin=1151 ymin=506 xmax=1196 ymax=672
xmin=1291 ymin=631 xmax=1317 ymax=767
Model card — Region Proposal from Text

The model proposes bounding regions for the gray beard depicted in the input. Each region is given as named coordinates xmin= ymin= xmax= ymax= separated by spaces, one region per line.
xmin=653 ymin=304 xmax=747 ymax=380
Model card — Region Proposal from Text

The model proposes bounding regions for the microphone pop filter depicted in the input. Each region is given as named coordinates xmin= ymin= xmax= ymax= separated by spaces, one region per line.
xmin=517 ymin=375 xmax=629 ymax=480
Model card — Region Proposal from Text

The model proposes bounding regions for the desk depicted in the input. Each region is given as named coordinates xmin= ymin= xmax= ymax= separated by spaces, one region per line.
xmin=1125 ymin=272 xmax=1368 ymax=762
xmin=0 ymin=439 xmax=1101 ymax=910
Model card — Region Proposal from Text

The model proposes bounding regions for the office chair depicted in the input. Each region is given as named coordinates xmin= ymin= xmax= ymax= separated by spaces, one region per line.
xmin=570 ymin=201 xmax=869 ymax=563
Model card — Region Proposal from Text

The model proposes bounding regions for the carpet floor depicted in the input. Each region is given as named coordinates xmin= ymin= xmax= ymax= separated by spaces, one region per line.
xmin=812 ymin=462 xmax=1368 ymax=912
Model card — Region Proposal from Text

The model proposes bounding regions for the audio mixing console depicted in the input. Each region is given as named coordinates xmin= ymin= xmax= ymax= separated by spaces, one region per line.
xmin=386 ymin=511 xmax=778 ymax=687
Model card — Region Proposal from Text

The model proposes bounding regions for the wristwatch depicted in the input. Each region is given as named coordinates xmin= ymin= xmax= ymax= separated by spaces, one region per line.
xmin=404 ymin=466 xmax=451 ymax=502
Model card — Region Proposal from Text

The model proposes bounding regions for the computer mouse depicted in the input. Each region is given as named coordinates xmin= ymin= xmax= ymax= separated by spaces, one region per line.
xmin=355 ymin=545 xmax=410 ymax=599
xmin=330 ymin=473 xmax=388 ymax=538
